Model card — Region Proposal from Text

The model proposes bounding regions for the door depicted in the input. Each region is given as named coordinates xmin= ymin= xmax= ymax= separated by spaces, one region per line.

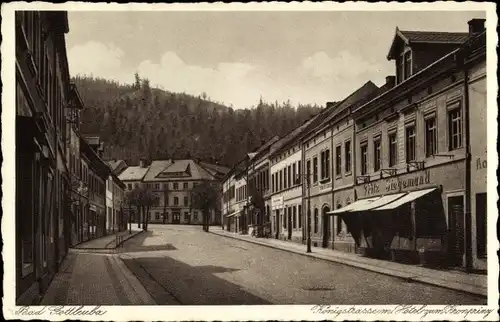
xmin=448 ymin=196 xmax=465 ymax=266
xmin=322 ymin=207 xmax=331 ymax=248
xmin=287 ymin=207 xmax=292 ymax=240
xmin=172 ymin=212 xmax=180 ymax=224
xmin=275 ymin=210 xmax=280 ymax=239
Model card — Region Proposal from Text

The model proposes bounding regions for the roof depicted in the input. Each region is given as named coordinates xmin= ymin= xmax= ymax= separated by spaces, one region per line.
xmin=118 ymin=166 xmax=149 ymax=182
xmin=269 ymin=115 xmax=320 ymax=157
xmin=106 ymin=160 xmax=128 ymax=175
xmin=387 ymin=28 xmax=469 ymax=60
xmin=199 ymin=161 xmax=230 ymax=176
xmin=303 ymin=81 xmax=379 ymax=138
xmin=142 ymin=159 xmax=215 ymax=182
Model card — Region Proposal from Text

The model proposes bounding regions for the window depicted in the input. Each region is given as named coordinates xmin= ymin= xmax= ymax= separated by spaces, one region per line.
xmin=184 ymin=196 xmax=188 ymax=206
xmin=284 ymin=208 xmax=287 ymax=229
xmin=127 ymin=183 xmax=132 ymax=190
xmin=306 ymin=159 xmax=311 ymax=184
xmin=449 ymin=108 xmax=462 ymax=150
xmin=284 ymin=167 xmax=287 ymax=189
xmin=155 ymin=183 xmax=159 ymax=190
xmin=321 ymin=149 xmax=331 ymax=180
xmin=183 ymin=182 xmax=188 ymax=189
xmin=396 ymin=56 xmax=404 ymax=84
xmin=360 ymin=143 xmax=368 ymax=175
xmin=298 ymin=160 xmax=302 ymax=183
xmin=404 ymin=51 xmax=412 ymax=80
xmin=271 ymin=173 xmax=275 ymax=192
xmin=335 ymin=146 xmax=342 ymax=176
xmin=279 ymin=170 xmax=283 ymax=191
xmin=389 ymin=132 xmax=398 ymax=167
xmin=164 ymin=183 xmax=168 ymax=190
xmin=425 ymin=116 xmax=437 ymax=157
xmin=345 ymin=141 xmax=351 ymax=173
xmin=173 ymin=182 xmax=179 ymax=190
xmin=184 ymin=212 xmax=190 ymax=223
xmin=476 ymin=193 xmax=487 ymax=258
xmin=373 ymin=138 xmax=381 ymax=172
xmin=298 ymin=205 xmax=302 ymax=228
xmin=193 ymin=211 xmax=198 ymax=221
xmin=174 ymin=197 xmax=179 ymax=205
xmin=292 ymin=164 xmax=296 ymax=186
xmin=405 ymin=125 xmax=416 ymax=162
xmin=313 ymin=156 xmax=318 ymax=183
xmin=313 ymin=208 xmax=319 ymax=233
xmin=287 ymin=165 xmax=291 ymax=188
xmin=155 ymin=212 xmax=160 ymax=220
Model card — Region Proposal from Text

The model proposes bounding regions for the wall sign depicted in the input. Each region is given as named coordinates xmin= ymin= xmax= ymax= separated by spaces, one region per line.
xmin=476 ymin=157 xmax=487 ymax=170
xmin=361 ymin=170 xmax=431 ymax=197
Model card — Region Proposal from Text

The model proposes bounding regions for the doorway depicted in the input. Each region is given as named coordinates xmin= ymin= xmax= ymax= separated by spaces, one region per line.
xmin=448 ymin=195 xmax=465 ymax=266
xmin=287 ymin=207 xmax=292 ymax=240
xmin=322 ymin=207 xmax=331 ymax=248
xmin=172 ymin=211 xmax=181 ymax=224
xmin=275 ymin=209 xmax=280 ymax=239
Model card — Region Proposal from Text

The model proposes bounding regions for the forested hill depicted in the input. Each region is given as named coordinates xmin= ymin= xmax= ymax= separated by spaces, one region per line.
xmin=74 ymin=74 xmax=323 ymax=167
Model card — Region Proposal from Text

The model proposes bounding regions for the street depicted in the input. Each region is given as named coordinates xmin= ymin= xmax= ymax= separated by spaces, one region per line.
xmin=118 ymin=224 xmax=486 ymax=305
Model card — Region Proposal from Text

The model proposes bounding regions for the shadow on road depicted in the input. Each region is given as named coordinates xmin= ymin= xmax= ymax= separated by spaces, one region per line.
xmin=122 ymin=256 xmax=271 ymax=305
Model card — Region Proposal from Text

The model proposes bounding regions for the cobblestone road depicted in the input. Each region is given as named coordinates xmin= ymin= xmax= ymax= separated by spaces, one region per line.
xmin=120 ymin=224 xmax=486 ymax=305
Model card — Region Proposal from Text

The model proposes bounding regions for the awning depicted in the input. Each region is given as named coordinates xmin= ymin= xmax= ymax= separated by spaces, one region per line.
xmin=352 ymin=192 xmax=407 ymax=212
xmin=374 ymin=188 xmax=437 ymax=211
xmin=327 ymin=197 xmax=381 ymax=215
xmin=226 ymin=210 xmax=242 ymax=218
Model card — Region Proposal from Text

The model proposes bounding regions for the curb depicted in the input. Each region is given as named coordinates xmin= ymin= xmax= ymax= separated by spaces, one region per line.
xmin=210 ymin=231 xmax=487 ymax=298
xmin=73 ymin=230 xmax=144 ymax=251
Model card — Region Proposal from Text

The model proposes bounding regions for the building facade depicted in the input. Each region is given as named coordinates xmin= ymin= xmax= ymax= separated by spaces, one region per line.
xmin=330 ymin=19 xmax=487 ymax=269
xmin=15 ymin=10 xmax=73 ymax=304
xmin=141 ymin=159 xmax=220 ymax=225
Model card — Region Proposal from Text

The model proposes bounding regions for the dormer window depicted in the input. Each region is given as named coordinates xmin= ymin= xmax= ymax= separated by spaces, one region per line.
xmin=397 ymin=50 xmax=412 ymax=84
xmin=404 ymin=51 xmax=412 ymax=80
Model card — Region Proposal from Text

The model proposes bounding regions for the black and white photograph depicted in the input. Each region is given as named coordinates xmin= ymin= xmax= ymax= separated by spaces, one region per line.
xmin=1 ymin=2 xmax=498 ymax=321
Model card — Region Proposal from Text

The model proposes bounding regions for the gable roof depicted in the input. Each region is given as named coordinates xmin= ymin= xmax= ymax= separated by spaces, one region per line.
xmin=387 ymin=27 xmax=469 ymax=60
xmin=118 ymin=166 xmax=149 ymax=182
xmin=143 ymin=159 xmax=215 ymax=182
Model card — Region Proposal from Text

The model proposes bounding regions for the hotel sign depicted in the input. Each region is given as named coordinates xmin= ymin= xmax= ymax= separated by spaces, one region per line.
xmin=361 ymin=170 xmax=431 ymax=197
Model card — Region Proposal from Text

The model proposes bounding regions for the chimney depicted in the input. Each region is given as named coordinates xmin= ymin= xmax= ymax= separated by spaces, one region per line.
xmin=139 ymin=159 xmax=146 ymax=168
xmin=326 ymin=101 xmax=336 ymax=109
xmin=468 ymin=19 xmax=486 ymax=36
xmin=385 ymin=76 xmax=396 ymax=89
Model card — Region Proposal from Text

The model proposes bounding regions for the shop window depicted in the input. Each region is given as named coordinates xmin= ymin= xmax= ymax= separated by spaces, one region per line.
xmin=360 ymin=143 xmax=368 ymax=175
xmin=476 ymin=193 xmax=487 ymax=258
xmin=405 ymin=125 xmax=416 ymax=162
xmin=184 ymin=212 xmax=190 ymax=223
xmin=345 ymin=140 xmax=352 ymax=173
xmin=425 ymin=116 xmax=437 ymax=157
xmin=373 ymin=138 xmax=381 ymax=172
xmin=448 ymin=108 xmax=462 ymax=150
xmin=388 ymin=132 xmax=398 ymax=167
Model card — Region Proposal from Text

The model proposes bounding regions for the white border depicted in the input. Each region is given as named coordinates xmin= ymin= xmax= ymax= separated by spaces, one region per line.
xmin=2 ymin=2 xmax=498 ymax=321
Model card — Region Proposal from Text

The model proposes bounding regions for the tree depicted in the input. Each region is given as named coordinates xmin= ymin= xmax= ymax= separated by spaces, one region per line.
xmin=191 ymin=181 xmax=219 ymax=232
xmin=126 ymin=185 xmax=159 ymax=231
xmin=134 ymin=72 xmax=141 ymax=90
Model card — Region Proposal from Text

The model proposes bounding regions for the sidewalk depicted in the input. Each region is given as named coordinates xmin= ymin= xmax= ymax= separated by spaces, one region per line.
xmin=41 ymin=250 xmax=155 ymax=305
xmin=210 ymin=227 xmax=487 ymax=297
xmin=74 ymin=228 xmax=142 ymax=250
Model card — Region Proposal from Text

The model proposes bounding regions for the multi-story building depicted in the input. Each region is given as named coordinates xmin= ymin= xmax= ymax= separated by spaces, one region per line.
xmin=330 ymin=19 xmax=486 ymax=270
xmin=118 ymin=160 xmax=149 ymax=223
xmin=247 ymin=137 xmax=279 ymax=236
xmin=105 ymin=172 xmax=126 ymax=232
xmin=15 ymin=10 xmax=72 ymax=304
xmin=80 ymin=137 xmax=109 ymax=240
xmin=141 ymin=159 xmax=221 ymax=225
xmin=301 ymin=82 xmax=381 ymax=248
xmin=222 ymin=166 xmax=241 ymax=231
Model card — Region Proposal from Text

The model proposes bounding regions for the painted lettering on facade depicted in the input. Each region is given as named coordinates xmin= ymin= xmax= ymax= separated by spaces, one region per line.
xmin=362 ymin=170 xmax=431 ymax=197
xmin=476 ymin=157 xmax=487 ymax=170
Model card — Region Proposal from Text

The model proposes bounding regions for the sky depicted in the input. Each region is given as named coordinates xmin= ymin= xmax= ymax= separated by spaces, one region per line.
xmin=66 ymin=10 xmax=486 ymax=109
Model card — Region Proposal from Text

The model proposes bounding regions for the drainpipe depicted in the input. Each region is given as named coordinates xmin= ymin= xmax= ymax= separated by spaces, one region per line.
xmin=460 ymin=48 xmax=473 ymax=272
